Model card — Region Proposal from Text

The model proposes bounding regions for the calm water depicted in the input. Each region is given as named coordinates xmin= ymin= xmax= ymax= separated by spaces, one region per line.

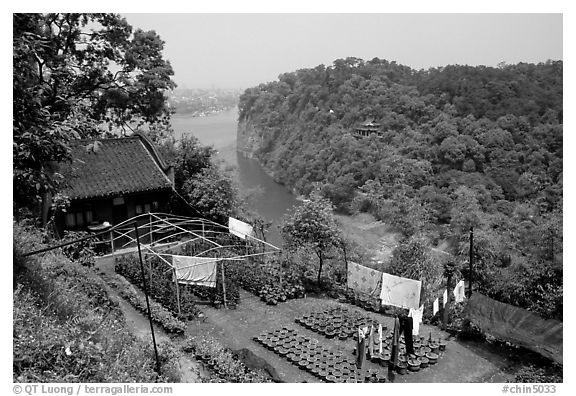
xmin=171 ymin=109 xmax=299 ymax=246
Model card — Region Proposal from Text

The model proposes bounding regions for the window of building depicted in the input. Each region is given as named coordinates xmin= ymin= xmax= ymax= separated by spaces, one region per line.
xmin=135 ymin=204 xmax=143 ymax=215
xmin=75 ymin=212 xmax=84 ymax=227
xmin=86 ymin=210 xmax=93 ymax=224
xmin=65 ymin=213 xmax=75 ymax=228
xmin=144 ymin=203 xmax=151 ymax=213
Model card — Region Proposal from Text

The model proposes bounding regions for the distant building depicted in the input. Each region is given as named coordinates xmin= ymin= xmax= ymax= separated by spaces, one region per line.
xmin=56 ymin=134 xmax=174 ymax=234
xmin=353 ymin=118 xmax=383 ymax=138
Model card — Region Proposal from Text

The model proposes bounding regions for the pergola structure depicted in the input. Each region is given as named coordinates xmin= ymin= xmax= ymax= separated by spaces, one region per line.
xmin=105 ymin=212 xmax=281 ymax=311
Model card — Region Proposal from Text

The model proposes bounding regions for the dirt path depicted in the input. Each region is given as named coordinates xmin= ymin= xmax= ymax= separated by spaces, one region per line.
xmin=187 ymin=289 xmax=516 ymax=383
xmin=95 ymin=256 xmax=202 ymax=383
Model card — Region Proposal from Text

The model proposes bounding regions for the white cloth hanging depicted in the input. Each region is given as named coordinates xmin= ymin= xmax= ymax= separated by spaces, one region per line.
xmin=443 ymin=289 xmax=448 ymax=307
xmin=347 ymin=261 xmax=382 ymax=297
xmin=378 ymin=323 xmax=383 ymax=354
xmin=453 ymin=279 xmax=466 ymax=303
xmin=172 ymin=255 xmax=218 ymax=287
xmin=380 ymin=272 xmax=421 ymax=310
xmin=409 ymin=305 xmax=424 ymax=336
xmin=228 ymin=217 xmax=254 ymax=240
xmin=433 ymin=298 xmax=439 ymax=315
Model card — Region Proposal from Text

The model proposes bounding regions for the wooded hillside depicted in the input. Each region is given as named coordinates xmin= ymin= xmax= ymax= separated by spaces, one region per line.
xmin=238 ymin=58 xmax=563 ymax=320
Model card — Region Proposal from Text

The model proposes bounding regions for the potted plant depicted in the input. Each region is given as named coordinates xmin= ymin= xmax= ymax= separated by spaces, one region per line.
xmin=429 ymin=342 xmax=440 ymax=354
xmin=439 ymin=340 xmax=447 ymax=351
xmin=426 ymin=352 xmax=439 ymax=365
xmin=408 ymin=357 xmax=421 ymax=372
xmin=396 ymin=361 xmax=408 ymax=375
xmin=419 ymin=356 xmax=429 ymax=368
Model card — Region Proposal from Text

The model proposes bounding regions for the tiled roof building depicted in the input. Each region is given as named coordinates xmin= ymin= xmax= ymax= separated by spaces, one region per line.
xmin=61 ymin=135 xmax=173 ymax=200
xmin=56 ymin=134 xmax=174 ymax=232
xmin=353 ymin=119 xmax=383 ymax=138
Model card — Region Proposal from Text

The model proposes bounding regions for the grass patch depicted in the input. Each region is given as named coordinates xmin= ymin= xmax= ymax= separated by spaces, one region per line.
xmin=13 ymin=222 xmax=181 ymax=382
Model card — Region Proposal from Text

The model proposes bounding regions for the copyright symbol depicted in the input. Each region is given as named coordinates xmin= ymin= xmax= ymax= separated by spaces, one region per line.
xmin=13 ymin=385 xmax=22 ymax=394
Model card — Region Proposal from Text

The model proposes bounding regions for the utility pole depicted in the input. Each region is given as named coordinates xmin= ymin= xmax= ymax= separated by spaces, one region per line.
xmin=468 ymin=227 xmax=473 ymax=298
xmin=134 ymin=223 xmax=161 ymax=376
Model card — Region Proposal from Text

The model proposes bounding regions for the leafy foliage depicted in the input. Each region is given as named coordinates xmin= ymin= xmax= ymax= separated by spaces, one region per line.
xmin=512 ymin=364 xmax=562 ymax=383
xmin=107 ymin=273 xmax=187 ymax=334
xmin=241 ymin=57 xmax=562 ymax=320
xmin=388 ymin=235 xmax=443 ymax=306
xmin=60 ymin=230 xmax=99 ymax=267
xmin=226 ymin=256 xmax=306 ymax=305
xmin=115 ymin=254 xmax=199 ymax=320
xmin=182 ymin=165 xmax=238 ymax=224
xmin=13 ymin=222 xmax=177 ymax=382
xmin=281 ymin=192 xmax=343 ymax=283
xmin=158 ymin=134 xmax=241 ymax=223
xmin=183 ymin=335 xmax=272 ymax=383
xmin=13 ymin=13 xmax=175 ymax=209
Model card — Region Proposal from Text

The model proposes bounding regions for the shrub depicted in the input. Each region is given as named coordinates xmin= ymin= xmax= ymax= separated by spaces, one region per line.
xmin=13 ymin=223 xmax=178 ymax=382
xmin=183 ymin=335 xmax=272 ymax=383
xmin=511 ymin=363 xmax=562 ymax=383
xmin=115 ymin=254 xmax=199 ymax=319
xmin=60 ymin=230 xmax=99 ymax=267
xmin=107 ymin=274 xmax=187 ymax=334
xmin=226 ymin=257 xmax=305 ymax=305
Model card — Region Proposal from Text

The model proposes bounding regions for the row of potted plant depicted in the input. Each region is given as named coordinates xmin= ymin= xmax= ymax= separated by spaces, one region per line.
xmin=183 ymin=335 xmax=272 ymax=383
xmin=330 ymin=284 xmax=384 ymax=312
xmin=107 ymin=274 xmax=187 ymax=334
xmin=226 ymin=260 xmax=305 ymax=305
xmin=254 ymin=326 xmax=384 ymax=383
xmin=115 ymin=255 xmax=199 ymax=320
xmin=354 ymin=333 xmax=447 ymax=375
xmin=296 ymin=307 xmax=384 ymax=342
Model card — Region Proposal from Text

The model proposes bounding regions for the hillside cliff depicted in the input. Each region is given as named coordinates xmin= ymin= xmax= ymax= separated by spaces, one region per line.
xmin=237 ymin=118 xmax=262 ymax=159
xmin=234 ymin=57 xmax=563 ymax=320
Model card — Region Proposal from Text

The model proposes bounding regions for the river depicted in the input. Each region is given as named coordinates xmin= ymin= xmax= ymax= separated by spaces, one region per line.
xmin=171 ymin=108 xmax=299 ymax=246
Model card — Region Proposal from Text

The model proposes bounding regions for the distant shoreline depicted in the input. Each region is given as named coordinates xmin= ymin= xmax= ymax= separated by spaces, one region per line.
xmin=172 ymin=106 xmax=238 ymax=119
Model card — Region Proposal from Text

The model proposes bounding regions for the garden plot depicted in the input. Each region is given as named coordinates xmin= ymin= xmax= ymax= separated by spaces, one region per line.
xmin=187 ymin=289 xmax=514 ymax=383
xmin=294 ymin=307 xmax=448 ymax=377
xmin=255 ymin=326 xmax=386 ymax=383
xmin=295 ymin=306 xmax=385 ymax=341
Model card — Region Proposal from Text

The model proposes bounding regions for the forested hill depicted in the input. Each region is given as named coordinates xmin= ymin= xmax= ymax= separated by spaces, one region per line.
xmin=237 ymin=57 xmax=562 ymax=320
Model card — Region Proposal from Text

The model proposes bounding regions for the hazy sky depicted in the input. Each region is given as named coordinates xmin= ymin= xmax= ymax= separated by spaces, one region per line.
xmin=110 ymin=14 xmax=560 ymax=89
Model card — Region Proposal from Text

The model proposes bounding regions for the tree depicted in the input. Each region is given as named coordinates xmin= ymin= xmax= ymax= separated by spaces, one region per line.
xmin=281 ymin=193 xmax=343 ymax=284
xmin=183 ymin=165 xmax=238 ymax=224
xmin=449 ymin=186 xmax=486 ymax=234
xmin=388 ymin=235 xmax=443 ymax=305
xmin=172 ymin=135 xmax=216 ymax=191
xmin=13 ymin=13 xmax=175 ymax=211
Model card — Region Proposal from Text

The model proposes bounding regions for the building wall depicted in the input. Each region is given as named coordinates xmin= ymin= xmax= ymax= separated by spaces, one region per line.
xmin=56 ymin=190 xmax=172 ymax=241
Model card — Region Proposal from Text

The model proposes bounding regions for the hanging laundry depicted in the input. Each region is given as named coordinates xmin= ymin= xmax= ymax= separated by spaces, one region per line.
xmin=172 ymin=255 xmax=218 ymax=287
xmin=453 ymin=279 xmax=466 ymax=303
xmin=347 ymin=261 xmax=382 ymax=297
xmin=378 ymin=323 xmax=383 ymax=354
xmin=433 ymin=298 xmax=439 ymax=316
xmin=228 ymin=217 xmax=254 ymax=240
xmin=356 ymin=327 xmax=367 ymax=369
xmin=443 ymin=289 xmax=448 ymax=307
xmin=399 ymin=316 xmax=415 ymax=355
xmin=380 ymin=272 xmax=422 ymax=310
xmin=390 ymin=317 xmax=400 ymax=368
xmin=409 ymin=305 xmax=424 ymax=336
xmin=368 ymin=325 xmax=375 ymax=358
